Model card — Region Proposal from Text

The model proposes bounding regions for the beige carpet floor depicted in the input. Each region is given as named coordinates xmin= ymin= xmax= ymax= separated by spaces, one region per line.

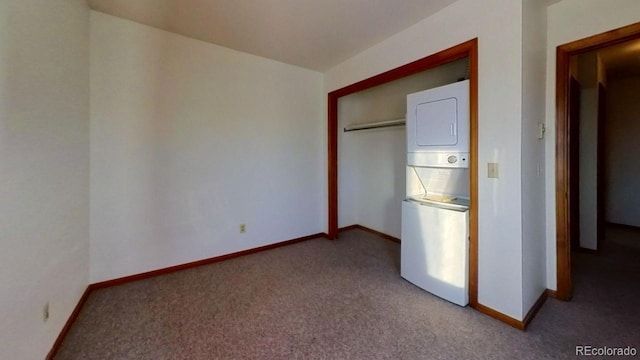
xmin=54 ymin=227 xmax=640 ymax=359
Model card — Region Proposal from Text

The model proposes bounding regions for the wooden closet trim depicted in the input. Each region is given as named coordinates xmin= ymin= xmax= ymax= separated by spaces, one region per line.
xmin=327 ymin=38 xmax=479 ymax=306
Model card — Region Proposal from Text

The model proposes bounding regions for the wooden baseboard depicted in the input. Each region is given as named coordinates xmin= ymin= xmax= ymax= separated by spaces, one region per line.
xmin=546 ymin=289 xmax=558 ymax=299
xmin=522 ymin=290 xmax=548 ymax=329
xmin=606 ymin=222 xmax=640 ymax=232
xmin=472 ymin=290 xmax=548 ymax=331
xmin=91 ymin=232 xmax=326 ymax=290
xmin=339 ymin=224 xmax=400 ymax=243
xmin=46 ymin=286 xmax=91 ymax=360
xmin=471 ymin=302 xmax=525 ymax=330
xmin=47 ymin=232 xmax=326 ymax=357
xmin=338 ymin=224 xmax=360 ymax=232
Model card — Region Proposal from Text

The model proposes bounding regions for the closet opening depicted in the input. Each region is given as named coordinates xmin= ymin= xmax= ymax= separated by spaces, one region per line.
xmin=327 ymin=38 xmax=478 ymax=305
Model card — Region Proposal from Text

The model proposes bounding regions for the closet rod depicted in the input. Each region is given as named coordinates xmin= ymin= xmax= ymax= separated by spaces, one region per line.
xmin=343 ymin=118 xmax=405 ymax=132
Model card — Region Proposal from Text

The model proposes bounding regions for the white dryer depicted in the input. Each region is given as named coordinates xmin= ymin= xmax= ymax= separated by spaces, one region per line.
xmin=406 ymin=80 xmax=469 ymax=168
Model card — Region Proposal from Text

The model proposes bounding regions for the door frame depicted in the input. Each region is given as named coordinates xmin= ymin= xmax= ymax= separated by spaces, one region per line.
xmin=555 ymin=22 xmax=640 ymax=300
xmin=327 ymin=38 xmax=479 ymax=305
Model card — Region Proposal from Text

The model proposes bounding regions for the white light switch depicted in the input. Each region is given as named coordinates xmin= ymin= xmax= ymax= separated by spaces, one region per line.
xmin=538 ymin=123 xmax=546 ymax=139
xmin=488 ymin=163 xmax=499 ymax=178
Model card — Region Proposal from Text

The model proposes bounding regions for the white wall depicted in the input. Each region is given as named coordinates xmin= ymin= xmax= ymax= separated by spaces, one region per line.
xmin=326 ymin=0 xmax=526 ymax=319
xmin=520 ymin=0 xmax=548 ymax=317
xmin=573 ymin=52 xmax=599 ymax=250
xmin=337 ymin=59 xmax=467 ymax=237
xmin=545 ymin=0 xmax=640 ymax=289
xmin=578 ymin=86 xmax=598 ymax=249
xmin=605 ymin=75 xmax=640 ymax=227
xmin=90 ymin=12 xmax=325 ymax=283
xmin=0 ymin=1 xmax=90 ymax=359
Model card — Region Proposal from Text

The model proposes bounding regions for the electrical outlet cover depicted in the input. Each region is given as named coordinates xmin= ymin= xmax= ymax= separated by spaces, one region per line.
xmin=488 ymin=163 xmax=499 ymax=178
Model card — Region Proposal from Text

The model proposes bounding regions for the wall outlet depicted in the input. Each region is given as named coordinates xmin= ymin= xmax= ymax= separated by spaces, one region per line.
xmin=239 ymin=224 xmax=246 ymax=233
xmin=488 ymin=163 xmax=499 ymax=179
xmin=43 ymin=301 xmax=49 ymax=322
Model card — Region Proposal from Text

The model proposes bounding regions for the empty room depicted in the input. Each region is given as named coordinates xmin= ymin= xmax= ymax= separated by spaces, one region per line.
xmin=1 ymin=0 xmax=639 ymax=359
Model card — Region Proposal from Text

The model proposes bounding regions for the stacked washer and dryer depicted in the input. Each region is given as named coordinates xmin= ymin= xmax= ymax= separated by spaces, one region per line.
xmin=401 ymin=80 xmax=470 ymax=307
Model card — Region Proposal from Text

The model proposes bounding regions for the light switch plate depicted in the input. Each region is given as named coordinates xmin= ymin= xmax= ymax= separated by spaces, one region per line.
xmin=488 ymin=163 xmax=499 ymax=178
xmin=538 ymin=123 xmax=546 ymax=139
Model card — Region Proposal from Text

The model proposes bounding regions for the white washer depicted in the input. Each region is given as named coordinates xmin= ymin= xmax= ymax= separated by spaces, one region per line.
xmin=400 ymin=199 xmax=469 ymax=306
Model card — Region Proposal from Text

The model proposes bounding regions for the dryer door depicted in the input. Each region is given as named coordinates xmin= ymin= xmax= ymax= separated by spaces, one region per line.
xmin=406 ymin=80 xmax=469 ymax=161
xmin=415 ymin=97 xmax=458 ymax=146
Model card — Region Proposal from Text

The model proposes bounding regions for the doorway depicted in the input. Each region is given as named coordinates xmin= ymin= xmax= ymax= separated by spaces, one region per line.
xmin=555 ymin=22 xmax=640 ymax=300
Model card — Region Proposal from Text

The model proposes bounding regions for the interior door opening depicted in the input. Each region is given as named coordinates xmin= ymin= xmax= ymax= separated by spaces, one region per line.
xmin=555 ymin=22 xmax=640 ymax=301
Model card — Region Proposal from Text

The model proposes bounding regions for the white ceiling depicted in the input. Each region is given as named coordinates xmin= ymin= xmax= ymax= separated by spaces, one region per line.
xmin=87 ymin=0 xmax=460 ymax=71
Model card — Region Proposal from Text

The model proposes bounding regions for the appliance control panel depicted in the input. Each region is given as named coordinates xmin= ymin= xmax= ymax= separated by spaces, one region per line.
xmin=408 ymin=152 xmax=469 ymax=168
